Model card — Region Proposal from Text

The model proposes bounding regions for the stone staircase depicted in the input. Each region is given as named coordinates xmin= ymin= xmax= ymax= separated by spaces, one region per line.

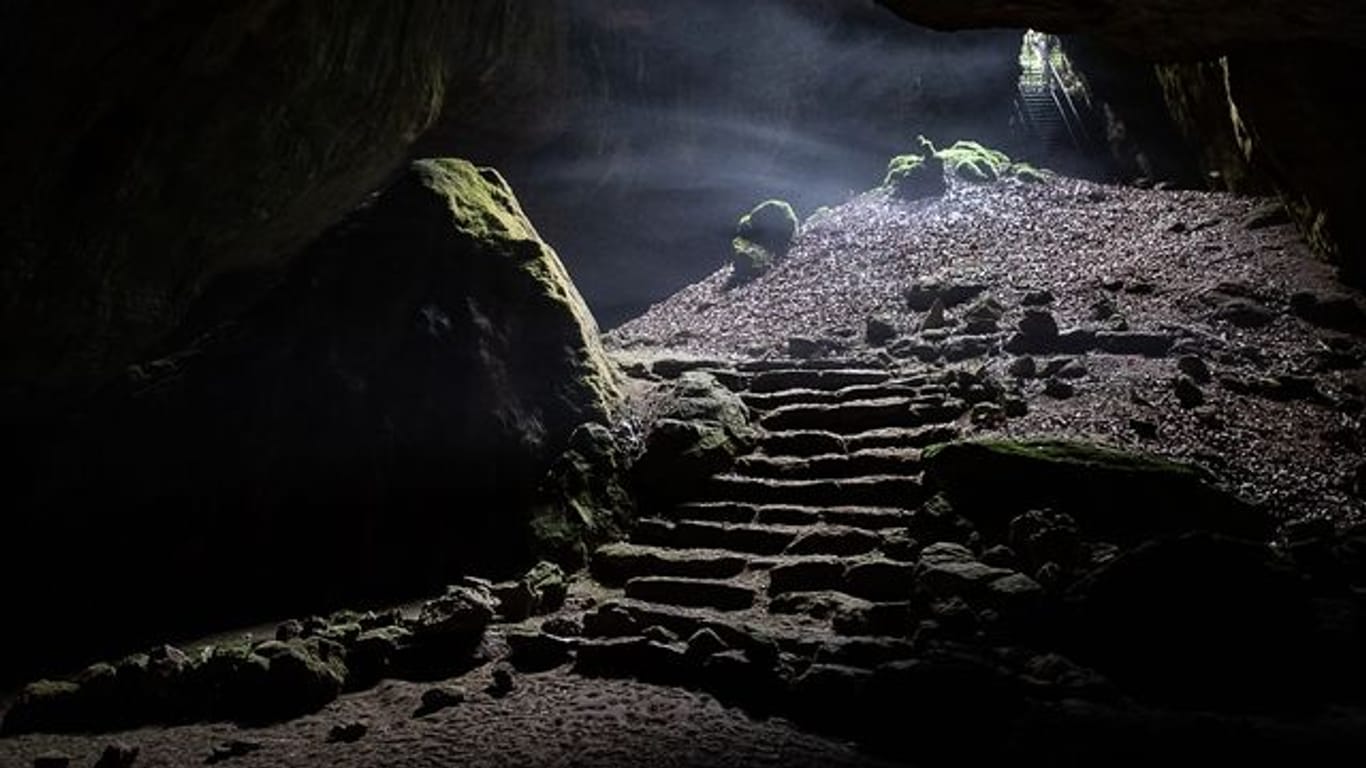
xmin=575 ymin=357 xmax=975 ymax=709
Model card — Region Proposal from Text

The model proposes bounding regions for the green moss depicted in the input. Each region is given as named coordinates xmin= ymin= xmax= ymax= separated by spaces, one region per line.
xmin=413 ymin=158 xmax=621 ymax=421
xmin=1009 ymin=163 xmax=1052 ymax=184
xmin=883 ymin=152 xmax=948 ymax=201
xmin=922 ymin=438 xmax=1267 ymax=544
xmin=934 ymin=140 xmax=1014 ymax=182
xmin=730 ymin=200 xmax=797 ymax=284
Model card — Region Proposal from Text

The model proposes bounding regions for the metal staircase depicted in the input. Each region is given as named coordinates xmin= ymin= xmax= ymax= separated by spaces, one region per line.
xmin=1014 ymin=52 xmax=1093 ymax=165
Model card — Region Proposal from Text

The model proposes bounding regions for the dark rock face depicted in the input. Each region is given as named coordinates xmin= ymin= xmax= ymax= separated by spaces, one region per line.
xmin=1065 ymin=534 xmax=1319 ymax=710
xmin=6 ymin=159 xmax=618 ymax=682
xmin=877 ymin=0 xmax=1366 ymax=59
xmin=0 ymin=1 xmax=465 ymax=392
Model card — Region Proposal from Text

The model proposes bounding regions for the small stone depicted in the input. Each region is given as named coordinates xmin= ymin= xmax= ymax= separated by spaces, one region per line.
xmin=1022 ymin=289 xmax=1055 ymax=307
xmin=968 ymin=402 xmax=1005 ymax=428
xmin=327 ymin=721 xmax=368 ymax=743
xmin=541 ymin=615 xmax=583 ymax=637
xmin=1177 ymin=355 xmax=1212 ymax=384
xmin=205 ymin=741 xmax=262 ymax=765
xmin=1215 ymin=299 xmax=1275 ymax=328
xmin=1007 ymin=356 xmax=1037 ymax=379
xmin=980 ymin=545 xmax=1018 ymax=569
xmin=1018 ymin=309 xmax=1059 ymax=339
xmin=1054 ymin=359 xmax=1088 ymax=380
xmin=1173 ymin=376 xmax=1206 ymax=409
xmin=94 ymin=743 xmax=140 ymax=768
xmin=1090 ymin=297 xmax=1118 ymax=320
xmin=487 ymin=662 xmax=516 ymax=697
xmin=1129 ymin=418 xmax=1159 ymax=439
xmin=415 ymin=686 xmax=466 ymax=717
xmin=920 ymin=299 xmax=950 ymax=331
xmin=961 ymin=297 xmax=1004 ymax=333
xmin=642 ymin=625 xmax=680 ymax=645
xmin=866 ymin=316 xmax=897 ymax=346
xmin=1002 ymin=396 xmax=1028 ymax=418
xmin=275 ymin=619 xmax=304 ymax=642
xmin=788 ymin=336 xmax=822 ymax=359
xmin=1043 ymin=378 xmax=1075 ymax=399
xmin=685 ymin=628 xmax=729 ymax=659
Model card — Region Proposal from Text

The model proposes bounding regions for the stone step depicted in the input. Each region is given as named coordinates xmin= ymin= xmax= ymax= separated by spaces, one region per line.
xmin=760 ymin=398 xmax=966 ymax=433
xmin=784 ymin=526 xmax=883 ymax=557
xmin=746 ymin=369 xmax=893 ymax=394
xmin=757 ymin=430 xmax=848 ymax=457
xmin=767 ymin=557 xmax=917 ymax=602
xmin=736 ymin=359 xmax=890 ymax=373
xmin=696 ymin=475 xmax=928 ymax=509
xmin=672 ymin=503 xmax=913 ymax=531
xmin=734 ymin=449 xmax=921 ymax=480
xmin=843 ymin=425 xmax=961 ymax=452
xmin=740 ymin=382 xmax=940 ymax=411
xmin=590 ymin=542 xmax=749 ymax=586
xmin=633 ymin=519 xmax=800 ymax=555
xmin=624 ymin=576 xmax=758 ymax=612
xmin=584 ymin=599 xmax=828 ymax=658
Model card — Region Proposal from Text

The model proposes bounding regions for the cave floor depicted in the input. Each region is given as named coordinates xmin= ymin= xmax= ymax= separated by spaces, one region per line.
xmin=6 ymin=174 xmax=1366 ymax=766
xmin=610 ymin=174 xmax=1366 ymax=528
xmin=0 ymin=665 xmax=898 ymax=768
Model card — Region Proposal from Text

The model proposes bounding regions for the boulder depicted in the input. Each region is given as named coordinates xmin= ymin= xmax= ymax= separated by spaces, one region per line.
xmin=730 ymin=200 xmax=798 ymax=283
xmin=10 ymin=158 xmax=621 ymax=679
xmin=883 ymin=152 xmax=947 ymax=200
xmin=1065 ymin=533 xmax=1320 ymax=710
xmin=922 ymin=439 xmax=1268 ymax=543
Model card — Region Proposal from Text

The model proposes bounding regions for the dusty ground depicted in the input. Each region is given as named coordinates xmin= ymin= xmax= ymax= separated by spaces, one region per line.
xmin=0 ymin=667 xmax=899 ymax=767
xmin=610 ymin=177 xmax=1366 ymax=528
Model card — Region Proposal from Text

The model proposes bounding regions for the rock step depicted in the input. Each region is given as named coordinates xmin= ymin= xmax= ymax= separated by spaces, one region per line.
xmin=590 ymin=542 xmax=749 ymax=586
xmin=624 ymin=576 xmax=758 ymax=612
xmin=672 ymin=503 xmax=912 ymax=530
xmin=634 ymin=519 xmax=891 ymax=558
xmin=633 ymin=519 xmax=799 ymax=555
xmin=740 ymin=382 xmax=943 ymax=411
xmin=736 ymin=359 xmax=892 ymax=373
xmin=760 ymin=398 xmax=966 ymax=433
xmin=582 ymin=600 xmax=919 ymax=669
xmin=767 ymin=556 xmax=918 ymax=602
xmin=843 ymin=425 xmax=961 ymax=452
xmin=584 ymin=598 xmax=827 ymax=656
xmin=757 ymin=430 xmax=848 ymax=457
xmin=735 ymin=449 xmax=921 ymax=480
xmin=746 ymin=369 xmax=893 ymax=394
xmin=694 ymin=474 xmax=928 ymax=509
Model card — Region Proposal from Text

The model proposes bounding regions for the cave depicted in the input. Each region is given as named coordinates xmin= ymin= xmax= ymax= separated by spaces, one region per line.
xmin=2 ymin=1 xmax=1365 ymax=765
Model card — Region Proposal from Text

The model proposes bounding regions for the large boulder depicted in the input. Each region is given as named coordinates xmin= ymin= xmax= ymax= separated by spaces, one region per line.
xmin=1064 ymin=534 xmax=1320 ymax=710
xmin=922 ymin=439 xmax=1268 ymax=544
xmin=6 ymin=159 xmax=619 ymax=683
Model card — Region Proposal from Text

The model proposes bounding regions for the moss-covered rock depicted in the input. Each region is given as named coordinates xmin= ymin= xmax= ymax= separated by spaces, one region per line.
xmin=730 ymin=200 xmax=798 ymax=283
xmin=883 ymin=153 xmax=948 ymax=200
xmin=936 ymin=140 xmax=1014 ymax=181
xmin=922 ymin=439 xmax=1268 ymax=544
xmin=8 ymin=159 xmax=621 ymax=679
xmin=532 ymin=423 xmax=634 ymax=568
xmin=633 ymin=372 xmax=756 ymax=512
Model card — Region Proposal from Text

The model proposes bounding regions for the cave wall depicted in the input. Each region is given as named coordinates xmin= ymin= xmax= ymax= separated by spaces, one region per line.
xmin=0 ymin=0 xmax=582 ymax=398
xmin=879 ymin=0 xmax=1366 ymax=284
